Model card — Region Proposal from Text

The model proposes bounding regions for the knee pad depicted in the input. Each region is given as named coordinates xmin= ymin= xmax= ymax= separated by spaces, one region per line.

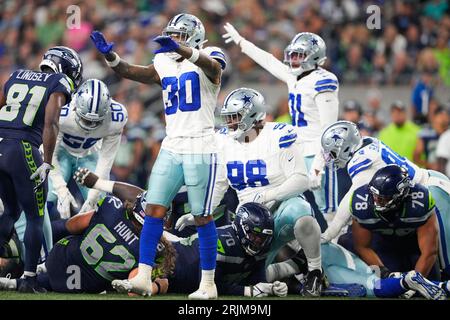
xmin=294 ymin=215 xmax=320 ymax=239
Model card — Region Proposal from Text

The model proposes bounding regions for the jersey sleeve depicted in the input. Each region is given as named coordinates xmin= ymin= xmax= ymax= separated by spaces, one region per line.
xmin=275 ymin=124 xmax=306 ymax=176
xmin=51 ymin=74 xmax=75 ymax=101
xmin=347 ymin=149 xmax=376 ymax=180
xmin=312 ymin=71 xmax=339 ymax=97
xmin=202 ymin=46 xmax=227 ymax=70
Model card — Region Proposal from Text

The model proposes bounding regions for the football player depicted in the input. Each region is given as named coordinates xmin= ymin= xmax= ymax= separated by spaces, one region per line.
xmin=175 ymin=88 xmax=322 ymax=296
xmin=90 ymin=13 xmax=226 ymax=298
xmin=321 ymin=121 xmax=450 ymax=279
xmin=0 ymin=46 xmax=82 ymax=292
xmin=266 ymin=242 xmax=447 ymax=300
xmin=47 ymin=78 xmax=127 ymax=217
xmin=222 ymin=24 xmax=339 ymax=223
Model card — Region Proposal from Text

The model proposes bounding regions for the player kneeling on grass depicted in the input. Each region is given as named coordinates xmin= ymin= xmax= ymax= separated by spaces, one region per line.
xmin=64 ymin=168 xmax=288 ymax=298
xmin=0 ymin=186 xmax=170 ymax=294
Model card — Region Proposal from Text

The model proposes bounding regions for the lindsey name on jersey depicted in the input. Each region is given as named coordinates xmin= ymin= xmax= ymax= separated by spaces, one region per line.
xmin=58 ymin=99 xmax=127 ymax=156
xmin=152 ymin=46 xmax=226 ymax=154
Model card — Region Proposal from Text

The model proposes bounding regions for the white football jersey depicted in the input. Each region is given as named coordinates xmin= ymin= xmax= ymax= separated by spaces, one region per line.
xmin=57 ymin=99 xmax=127 ymax=157
xmin=347 ymin=137 xmax=428 ymax=188
xmin=213 ymin=122 xmax=307 ymax=206
xmin=153 ymin=47 xmax=225 ymax=154
xmin=286 ymin=68 xmax=339 ymax=156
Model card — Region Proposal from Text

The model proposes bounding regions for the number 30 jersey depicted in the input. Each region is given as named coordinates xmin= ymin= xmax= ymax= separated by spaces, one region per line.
xmin=0 ymin=69 xmax=74 ymax=146
xmin=153 ymin=47 xmax=226 ymax=154
xmin=213 ymin=122 xmax=307 ymax=206
xmin=56 ymin=98 xmax=127 ymax=157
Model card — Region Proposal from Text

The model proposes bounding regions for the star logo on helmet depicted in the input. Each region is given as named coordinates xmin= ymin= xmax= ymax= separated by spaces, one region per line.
xmin=241 ymin=95 xmax=252 ymax=104
xmin=311 ymin=38 xmax=318 ymax=46
xmin=331 ymin=134 xmax=341 ymax=142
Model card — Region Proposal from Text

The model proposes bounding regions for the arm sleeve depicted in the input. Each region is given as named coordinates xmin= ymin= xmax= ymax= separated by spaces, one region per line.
xmin=86 ymin=133 xmax=121 ymax=202
xmin=315 ymin=90 xmax=339 ymax=132
xmin=210 ymin=162 xmax=230 ymax=212
xmin=240 ymin=39 xmax=291 ymax=83
xmin=264 ymin=144 xmax=309 ymax=202
xmin=48 ymin=134 xmax=67 ymax=191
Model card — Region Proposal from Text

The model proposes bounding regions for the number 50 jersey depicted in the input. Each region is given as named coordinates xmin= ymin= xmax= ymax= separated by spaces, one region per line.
xmin=153 ymin=47 xmax=226 ymax=154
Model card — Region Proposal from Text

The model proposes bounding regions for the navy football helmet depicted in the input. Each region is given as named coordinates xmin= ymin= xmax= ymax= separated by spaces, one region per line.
xmin=368 ymin=165 xmax=413 ymax=219
xmin=39 ymin=46 xmax=83 ymax=88
xmin=232 ymin=202 xmax=274 ymax=256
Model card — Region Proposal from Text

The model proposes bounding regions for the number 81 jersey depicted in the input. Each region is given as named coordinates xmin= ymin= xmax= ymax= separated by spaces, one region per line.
xmin=153 ymin=47 xmax=226 ymax=154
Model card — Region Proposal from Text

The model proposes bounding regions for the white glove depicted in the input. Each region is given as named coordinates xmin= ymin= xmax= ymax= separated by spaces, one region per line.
xmin=80 ymin=198 xmax=98 ymax=213
xmin=175 ymin=214 xmax=195 ymax=232
xmin=252 ymin=192 xmax=267 ymax=204
xmin=55 ymin=186 xmax=78 ymax=219
xmin=308 ymin=168 xmax=324 ymax=190
xmin=30 ymin=162 xmax=54 ymax=191
xmin=248 ymin=282 xmax=273 ymax=297
xmin=272 ymin=281 xmax=288 ymax=297
xmin=320 ymin=231 xmax=332 ymax=244
xmin=222 ymin=22 xmax=244 ymax=45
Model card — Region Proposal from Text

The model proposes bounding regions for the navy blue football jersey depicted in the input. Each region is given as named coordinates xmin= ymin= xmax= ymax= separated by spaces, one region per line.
xmin=59 ymin=196 xmax=139 ymax=291
xmin=168 ymin=225 xmax=266 ymax=295
xmin=0 ymin=69 xmax=73 ymax=146
xmin=350 ymin=184 xmax=435 ymax=237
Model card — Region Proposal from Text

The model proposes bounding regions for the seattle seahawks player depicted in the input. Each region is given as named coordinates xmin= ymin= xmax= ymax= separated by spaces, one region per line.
xmin=350 ymin=165 xmax=440 ymax=279
xmin=71 ymin=168 xmax=288 ymax=298
xmin=181 ymin=88 xmax=323 ymax=296
xmin=321 ymin=121 xmax=450 ymax=279
xmin=0 ymin=46 xmax=82 ymax=292
xmin=48 ymin=78 xmax=127 ymax=218
xmin=91 ymin=13 xmax=226 ymax=299
xmin=223 ymin=24 xmax=339 ymax=222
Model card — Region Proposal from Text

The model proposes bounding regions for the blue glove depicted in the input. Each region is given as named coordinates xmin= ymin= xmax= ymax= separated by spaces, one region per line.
xmin=153 ymin=36 xmax=180 ymax=54
xmin=90 ymin=30 xmax=114 ymax=54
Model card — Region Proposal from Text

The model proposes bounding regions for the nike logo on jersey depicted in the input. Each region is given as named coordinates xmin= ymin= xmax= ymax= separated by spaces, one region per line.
xmin=288 ymin=156 xmax=294 ymax=162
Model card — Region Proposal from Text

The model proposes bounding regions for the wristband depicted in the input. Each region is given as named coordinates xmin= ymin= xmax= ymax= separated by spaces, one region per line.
xmin=92 ymin=178 xmax=114 ymax=193
xmin=188 ymin=48 xmax=200 ymax=63
xmin=105 ymin=52 xmax=120 ymax=67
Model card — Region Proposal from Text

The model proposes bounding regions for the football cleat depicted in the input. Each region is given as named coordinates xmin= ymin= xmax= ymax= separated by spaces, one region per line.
xmin=188 ymin=284 xmax=218 ymax=300
xmin=403 ymin=271 xmax=446 ymax=300
xmin=301 ymin=269 xmax=323 ymax=297
xmin=111 ymin=279 xmax=152 ymax=297
xmin=322 ymin=283 xmax=367 ymax=297
xmin=0 ymin=274 xmax=16 ymax=291
xmin=17 ymin=276 xmax=46 ymax=294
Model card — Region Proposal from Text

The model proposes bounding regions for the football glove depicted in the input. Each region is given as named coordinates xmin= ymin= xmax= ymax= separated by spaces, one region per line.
xmin=153 ymin=36 xmax=180 ymax=54
xmin=175 ymin=214 xmax=195 ymax=232
xmin=222 ymin=22 xmax=244 ymax=45
xmin=308 ymin=167 xmax=324 ymax=190
xmin=55 ymin=186 xmax=78 ymax=219
xmin=73 ymin=167 xmax=98 ymax=188
xmin=90 ymin=31 xmax=114 ymax=54
xmin=80 ymin=198 xmax=98 ymax=213
xmin=30 ymin=162 xmax=53 ymax=192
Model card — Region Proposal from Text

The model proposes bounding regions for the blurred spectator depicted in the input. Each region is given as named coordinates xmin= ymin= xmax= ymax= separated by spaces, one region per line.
xmin=413 ymin=106 xmax=450 ymax=170
xmin=411 ymin=67 xmax=438 ymax=125
xmin=340 ymin=100 xmax=372 ymax=136
xmin=379 ymin=101 xmax=420 ymax=161
xmin=436 ymin=128 xmax=450 ymax=178
xmin=274 ymin=97 xmax=291 ymax=124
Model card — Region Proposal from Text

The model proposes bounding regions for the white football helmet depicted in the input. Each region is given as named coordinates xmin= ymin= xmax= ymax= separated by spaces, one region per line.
xmin=321 ymin=121 xmax=362 ymax=169
xmin=284 ymin=32 xmax=327 ymax=76
xmin=74 ymin=79 xmax=111 ymax=131
xmin=221 ymin=88 xmax=266 ymax=140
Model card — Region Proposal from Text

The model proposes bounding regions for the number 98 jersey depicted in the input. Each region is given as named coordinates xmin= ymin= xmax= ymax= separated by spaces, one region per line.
xmin=153 ymin=47 xmax=226 ymax=154
xmin=350 ymin=183 xmax=435 ymax=237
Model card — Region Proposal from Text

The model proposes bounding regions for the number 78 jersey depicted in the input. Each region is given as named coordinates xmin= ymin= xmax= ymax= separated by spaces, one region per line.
xmin=153 ymin=47 xmax=226 ymax=154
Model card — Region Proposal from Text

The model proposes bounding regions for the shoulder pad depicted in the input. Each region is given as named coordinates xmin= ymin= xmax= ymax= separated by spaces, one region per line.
xmin=202 ymin=46 xmax=227 ymax=70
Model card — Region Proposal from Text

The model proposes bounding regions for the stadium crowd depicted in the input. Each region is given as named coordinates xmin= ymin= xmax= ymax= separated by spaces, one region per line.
xmin=0 ymin=0 xmax=449 ymax=187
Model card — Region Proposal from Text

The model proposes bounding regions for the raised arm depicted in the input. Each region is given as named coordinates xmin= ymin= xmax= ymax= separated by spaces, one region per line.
xmin=222 ymin=22 xmax=290 ymax=83
xmin=415 ymin=212 xmax=439 ymax=277
xmin=90 ymin=31 xmax=161 ymax=85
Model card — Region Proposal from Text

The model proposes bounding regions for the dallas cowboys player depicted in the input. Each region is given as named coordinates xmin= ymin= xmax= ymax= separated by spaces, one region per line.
xmin=90 ymin=13 xmax=226 ymax=299
xmin=321 ymin=121 xmax=450 ymax=279
xmin=48 ymin=78 xmax=127 ymax=218
xmin=223 ymin=24 xmax=339 ymax=222
xmin=181 ymin=88 xmax=323 ymax=296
